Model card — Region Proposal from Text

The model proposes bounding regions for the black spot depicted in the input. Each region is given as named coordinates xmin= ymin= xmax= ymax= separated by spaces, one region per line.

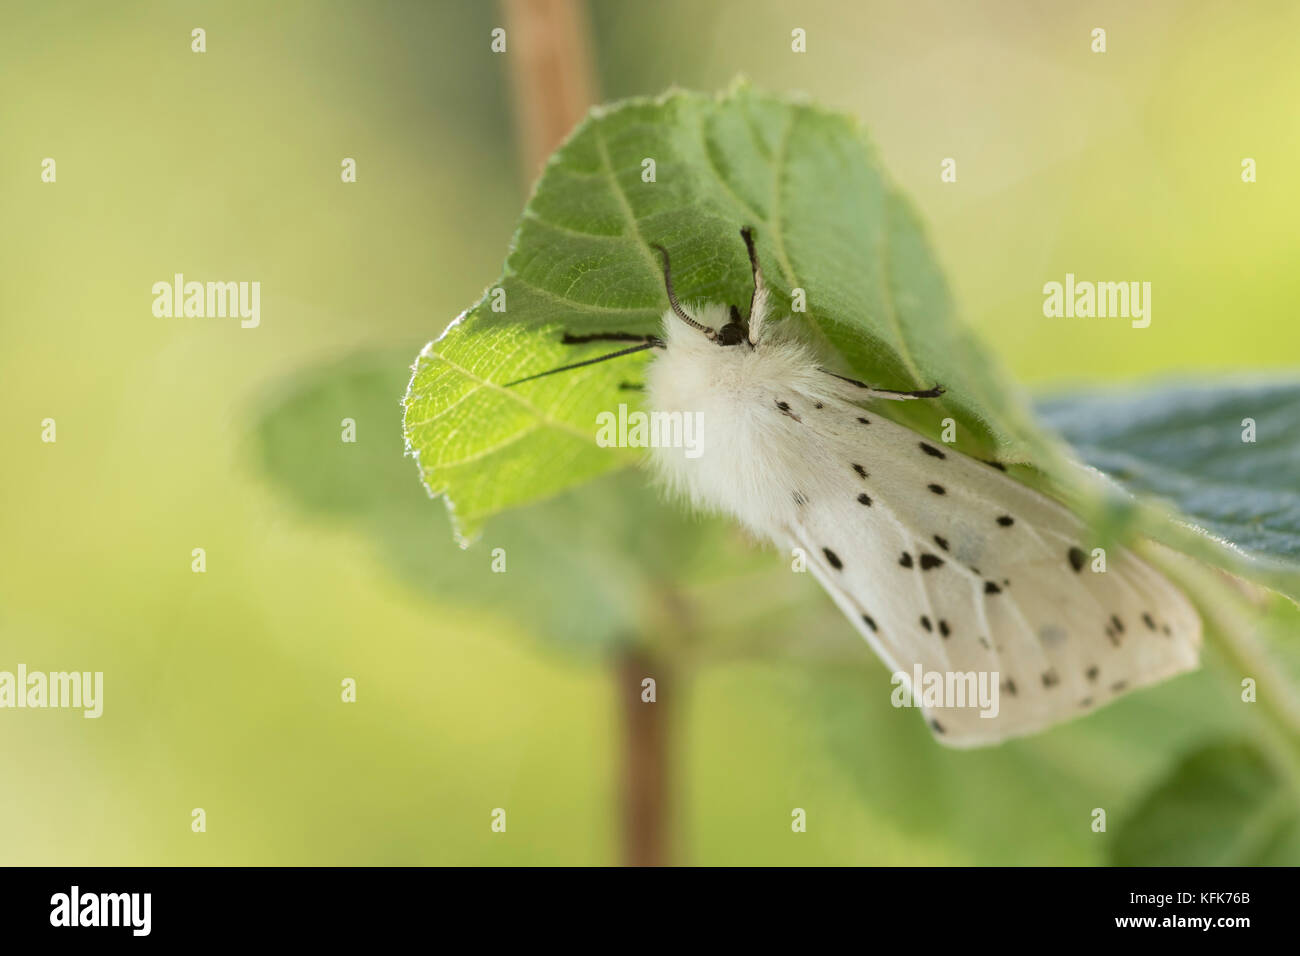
xmin=1042 ymin=669 xmax=1060 ymax=688
xmin=984 ymin=581 xmax=1002 ymax=594
xmin=1085 ymin=666 xmax=1099 ymax=682
xmin=1068 ymin=547 xmax=1086 ymax=572
xmin=899 ymin=552 xmax=914 ymax=569
xmin=856 ymin=492 xmax=872 ymax=506
xmin=1111 ymin=614 xmax=1125 ymax=634
xmin=862 ymin=613 xmax=877 ymax=633
xmin=792 ymin=491 xmax=808 ymax=506
xmin=1110 ymin=680 xmax=1128 ymax=693
xmin=1001 ymin=678 xmax=1018 ymax=696
xmin=852 ymin=463 xmax=868 ymax=478
xmin=928 ymin=483 xmax=946 ymax=495
xmin=978 ymin=636 xmax=991 ymax=649
xmin=933 ymin=535 xmax=949 ymax=551
xmin=857 ymin=416 xmax=870 ymax=425
xmin=822 ymin=547 xmax=843 ymax=570
xmin=983 ymin=459 xmax=1008 ymax=471
xmin=919 ymin=553 xmax=944 ymax=570
xmin=929 ymin=718 xmax=945 ymax=735
xmin=813 ymin=401 xmax=824 ymax=409
xmin=938 ymin=620 xmax=950 ymax=638
xmin=1142 ymin=612 xmax=1157 ymax=631
xmin=996 ymin=515 xmax=1014 ymax=527
xmin=919 ymin=442 xmax=946 ymax=459
xmin=920 ymin=615 xmax=933 ymax=632
xmin=1106 ymin=627 xmax=1122 ymax=648
xmin=775 ymin=399 xmax=802 ymax=422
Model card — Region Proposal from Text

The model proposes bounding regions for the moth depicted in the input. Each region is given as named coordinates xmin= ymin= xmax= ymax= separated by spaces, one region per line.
xmin=508 ymin=228 xmax=1201 ymax=746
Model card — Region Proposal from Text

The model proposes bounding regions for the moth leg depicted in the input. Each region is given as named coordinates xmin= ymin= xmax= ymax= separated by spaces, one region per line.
xmin=617 ymin=381 xmax=645 ymax=392
xmin=503 ymin=338 xmax=663 ymax=387
xmin=562 ymin=331 xmax=665 ymax=347
xmin=818 ymin=367 xmax=945 ymax=401
xmin=740 ymin=226 xmax=770 ymax=344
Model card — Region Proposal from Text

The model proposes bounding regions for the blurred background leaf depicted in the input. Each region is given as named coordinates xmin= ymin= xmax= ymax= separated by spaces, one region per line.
xmin=1112 ymin=741 xmax=1300 ymax=865
xmin=256 ymin=349 xmax=781 ymax=654
xmin=1039 ymin=380 xmax=1300 ymax=601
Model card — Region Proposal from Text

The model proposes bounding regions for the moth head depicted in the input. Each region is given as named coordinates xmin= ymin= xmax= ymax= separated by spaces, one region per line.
xmin=715 ymin=305 xmax=749 ymax=347
xmin=652 ymin=236 xmax=758 ymax=349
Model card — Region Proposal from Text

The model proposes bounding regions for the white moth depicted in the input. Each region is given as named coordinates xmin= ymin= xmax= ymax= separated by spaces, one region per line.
xmin=516 ymin=229 xmax=1201 ymax=747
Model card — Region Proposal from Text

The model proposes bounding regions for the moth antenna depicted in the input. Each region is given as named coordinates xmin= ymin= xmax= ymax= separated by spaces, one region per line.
xmin=562 ymin=331 xmax=656 ymax=344
xmin=741 ymin=226 xmax=769 ymax=345
xmin=650 ymin=243 xmax=716 ymax=338
xmin=503 ymin=340 xmax=662 ymax=387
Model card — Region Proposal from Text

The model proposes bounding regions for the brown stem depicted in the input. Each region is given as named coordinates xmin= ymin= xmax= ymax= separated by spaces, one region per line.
xmin=617 ymin=646 xmax=671 ymax=866
xmin=502 ymin=0 xmax=596 ymax=179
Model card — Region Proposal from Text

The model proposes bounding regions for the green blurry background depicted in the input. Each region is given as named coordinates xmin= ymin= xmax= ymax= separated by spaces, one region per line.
xmin=2 ymin=0 xmax=1297 ymax=865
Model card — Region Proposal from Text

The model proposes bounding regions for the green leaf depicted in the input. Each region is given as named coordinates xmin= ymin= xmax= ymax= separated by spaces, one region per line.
xmin=1037 ymin=380 xmax=1300 ymax=601
xmin=255 ymin=351 xmax=783 ymax=653
xmin=403 ymin=82 xmax=1055 ymax=542
xmin=1111 ymin=741 xmax=1300 ymax=865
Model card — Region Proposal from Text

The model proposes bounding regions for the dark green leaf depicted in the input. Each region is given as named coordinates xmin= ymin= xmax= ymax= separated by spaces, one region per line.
xmin=1038 ymin=380 xmax=1300 ymax=601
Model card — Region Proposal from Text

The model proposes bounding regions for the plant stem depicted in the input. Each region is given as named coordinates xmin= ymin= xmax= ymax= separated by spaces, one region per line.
xmin=617 ymin=645 xmax=671 ymax=866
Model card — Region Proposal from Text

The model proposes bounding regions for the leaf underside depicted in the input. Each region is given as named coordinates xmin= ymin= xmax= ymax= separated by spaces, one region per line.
xmin=1038 ymin=380 xmax=1300 ymax=601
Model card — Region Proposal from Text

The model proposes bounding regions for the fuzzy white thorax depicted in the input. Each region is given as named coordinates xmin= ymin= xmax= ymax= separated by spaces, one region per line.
xmin=646 ymin=304 xmax=894 ymax=539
